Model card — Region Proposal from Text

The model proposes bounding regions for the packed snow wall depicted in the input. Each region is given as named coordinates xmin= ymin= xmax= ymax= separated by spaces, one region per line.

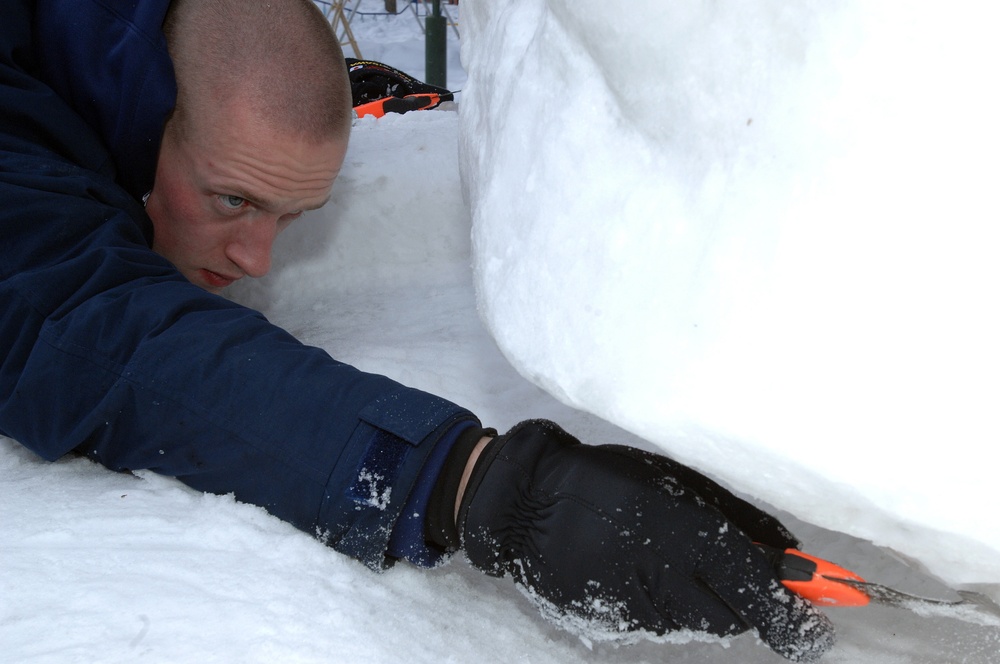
xmin=458 ymin=0 xmax=1000 ymax=584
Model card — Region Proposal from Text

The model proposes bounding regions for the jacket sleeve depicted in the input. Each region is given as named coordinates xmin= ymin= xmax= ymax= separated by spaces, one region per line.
xmin=1 ymin=0 xmax=474 ymax=570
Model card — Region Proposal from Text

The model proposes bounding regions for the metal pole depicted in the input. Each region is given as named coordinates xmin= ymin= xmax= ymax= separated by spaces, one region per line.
xmin=425 ymin=0 xmax=447 ymax=88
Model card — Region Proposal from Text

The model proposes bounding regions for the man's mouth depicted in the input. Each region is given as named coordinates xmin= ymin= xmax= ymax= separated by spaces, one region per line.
xmin=199 ymin=269 xmax=240 ymax=290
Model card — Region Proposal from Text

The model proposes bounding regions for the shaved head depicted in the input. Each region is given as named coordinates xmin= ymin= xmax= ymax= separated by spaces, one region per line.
xmin=163 ymin=0 xmax=352 ymax=143
xmin=148 ymin=0 xmax=351 ymax=292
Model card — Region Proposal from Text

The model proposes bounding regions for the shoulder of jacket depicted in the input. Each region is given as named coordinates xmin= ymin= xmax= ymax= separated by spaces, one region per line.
xmin=33 ymin=0 xmax=177 ymax=200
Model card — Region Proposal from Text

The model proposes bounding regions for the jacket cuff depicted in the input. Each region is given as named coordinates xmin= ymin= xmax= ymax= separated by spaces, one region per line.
xmin=315 ymin=386 xmax=479 ymax=570
xmin=385 ymin=420 xmax=493 ymax=566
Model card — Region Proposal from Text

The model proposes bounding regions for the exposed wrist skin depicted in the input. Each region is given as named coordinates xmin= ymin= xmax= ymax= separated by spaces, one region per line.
xmin=424 ymin=426 xmax=496 ymax=551
xmin=454 ymin=436 xmax=494 ymax=523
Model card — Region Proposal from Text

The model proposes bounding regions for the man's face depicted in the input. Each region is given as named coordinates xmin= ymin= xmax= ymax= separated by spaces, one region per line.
xmin=145 ymin=104 xmax=347 ymax=293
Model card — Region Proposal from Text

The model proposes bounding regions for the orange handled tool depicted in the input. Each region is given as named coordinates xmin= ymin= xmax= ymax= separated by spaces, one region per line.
xmin=353 ymin=93 xmax=448 ymax=119
xmin=758 ymin=544 xmax=1000 ymax=623
xmin=759 ymin=545 xmax=870 ymax=606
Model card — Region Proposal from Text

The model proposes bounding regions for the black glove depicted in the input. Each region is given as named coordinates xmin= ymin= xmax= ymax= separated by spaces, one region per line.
xmin=443 ymin=420 xmax=835 ymax=662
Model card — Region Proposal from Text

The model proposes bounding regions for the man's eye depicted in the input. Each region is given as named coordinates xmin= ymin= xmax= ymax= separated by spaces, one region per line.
xmin=219 ymin=195 xmax=246 ymax=210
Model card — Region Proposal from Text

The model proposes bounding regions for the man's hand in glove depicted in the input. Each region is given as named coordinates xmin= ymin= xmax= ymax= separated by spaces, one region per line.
xmin=426 ymin=420 xmax=835 ymax=662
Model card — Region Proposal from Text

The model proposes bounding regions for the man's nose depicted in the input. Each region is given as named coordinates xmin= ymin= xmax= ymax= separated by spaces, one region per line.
xmin=226 ymin=216 xmax=278 ymax=278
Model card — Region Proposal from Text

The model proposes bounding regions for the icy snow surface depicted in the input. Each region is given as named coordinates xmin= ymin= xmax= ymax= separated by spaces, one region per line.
xmin=460 ymin=0 xmax=1000 ymax=586
xmin=3 ymin=2 xmax=1000 ymax=662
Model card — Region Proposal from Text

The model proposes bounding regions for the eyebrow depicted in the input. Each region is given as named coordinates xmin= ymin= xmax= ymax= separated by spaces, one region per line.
xmin=228 ymin=188 xmax=331 ymax=212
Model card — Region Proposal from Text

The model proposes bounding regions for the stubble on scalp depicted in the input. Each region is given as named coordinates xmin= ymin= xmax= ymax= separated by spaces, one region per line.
xmin=163 ymin=0 xmax=353 ymax=146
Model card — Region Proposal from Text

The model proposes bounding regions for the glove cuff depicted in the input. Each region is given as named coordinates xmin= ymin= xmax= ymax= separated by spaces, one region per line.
xmin=425 ymin=425 xmax=496 ymax=550
xmin=456 ymin=419 xmax=580 ymax=572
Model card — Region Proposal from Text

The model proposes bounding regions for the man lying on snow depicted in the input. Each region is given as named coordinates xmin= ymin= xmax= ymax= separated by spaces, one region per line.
xmin=0 ymin=0 xmax=833 ymax=660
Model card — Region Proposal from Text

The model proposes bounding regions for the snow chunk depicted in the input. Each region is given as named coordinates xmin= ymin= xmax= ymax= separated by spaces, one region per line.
xmin=459 ymin=0 xmax=1000 ymax=585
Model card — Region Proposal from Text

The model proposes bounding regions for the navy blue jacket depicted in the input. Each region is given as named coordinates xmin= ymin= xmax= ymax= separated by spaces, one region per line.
xmin=0 ymin=0 xmax=476 ymax=569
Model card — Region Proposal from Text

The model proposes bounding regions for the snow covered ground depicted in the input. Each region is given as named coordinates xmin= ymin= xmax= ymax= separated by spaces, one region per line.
xmin=3 ymin=2 xmax=999 ymax=662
